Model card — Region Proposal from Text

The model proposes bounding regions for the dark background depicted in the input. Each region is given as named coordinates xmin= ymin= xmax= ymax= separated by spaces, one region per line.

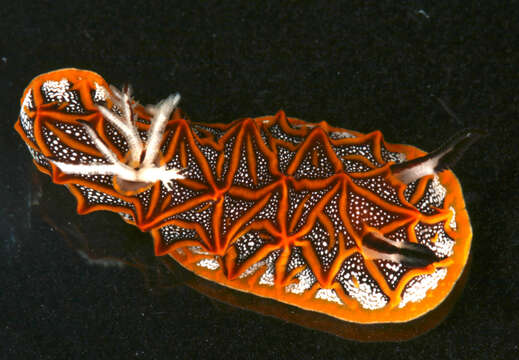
xmin=1 ymin=1 xmax=517 ymax=359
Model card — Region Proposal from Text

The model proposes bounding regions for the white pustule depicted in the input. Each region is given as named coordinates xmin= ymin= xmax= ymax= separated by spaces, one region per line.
xmin=52 ymin=86 xmax=185 ymax=191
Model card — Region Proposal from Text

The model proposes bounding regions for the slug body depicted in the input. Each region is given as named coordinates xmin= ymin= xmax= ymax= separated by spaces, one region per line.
xmin=15 ymin=69 xmax=474 ymax=336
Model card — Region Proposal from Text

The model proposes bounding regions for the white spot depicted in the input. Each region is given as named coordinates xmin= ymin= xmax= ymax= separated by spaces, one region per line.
xmin=239 ymin=259 xmax=266 ymax=279
xmin=259 ymin=269 xmax=275 ymax=286
xmin=258 ymin=254 xmax=276 ymax=286
xmin=330 ymin=131 xmax=355 ymax=139
xmin=343 ymin=278 xmax=388 ymax=310
xmin=196 ymin=258 xmax=220 ymax=270
xmin=93 ymin=82 xmax=108 ymax=102
xmin=188 ymin=246 xmax=210 ymax=255
xmin=431 ymin=230 xmax=455 ymax=257
xmin=315 ymin=288 xmax=343 ymax=304
xmin=430 ymin=175 xmax=447 ymax=205
xmin=285 ymin=268 xmax=315 ymax=294
xmin=42 ymin=79 xmax=72 ymax=102
xmin=449 ymin=206 xmax=457 ymax=230
xmin=399 ymin=268 xmax=447 ymax=308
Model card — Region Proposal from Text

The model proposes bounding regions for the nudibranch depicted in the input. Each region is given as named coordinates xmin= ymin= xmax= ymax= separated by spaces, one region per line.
xmin=16 ymin=68 xmax=481 ymax=340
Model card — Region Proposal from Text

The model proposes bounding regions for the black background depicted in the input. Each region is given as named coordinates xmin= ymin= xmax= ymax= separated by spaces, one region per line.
xmin=1 ymin=1 xmax=517 ymax=359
